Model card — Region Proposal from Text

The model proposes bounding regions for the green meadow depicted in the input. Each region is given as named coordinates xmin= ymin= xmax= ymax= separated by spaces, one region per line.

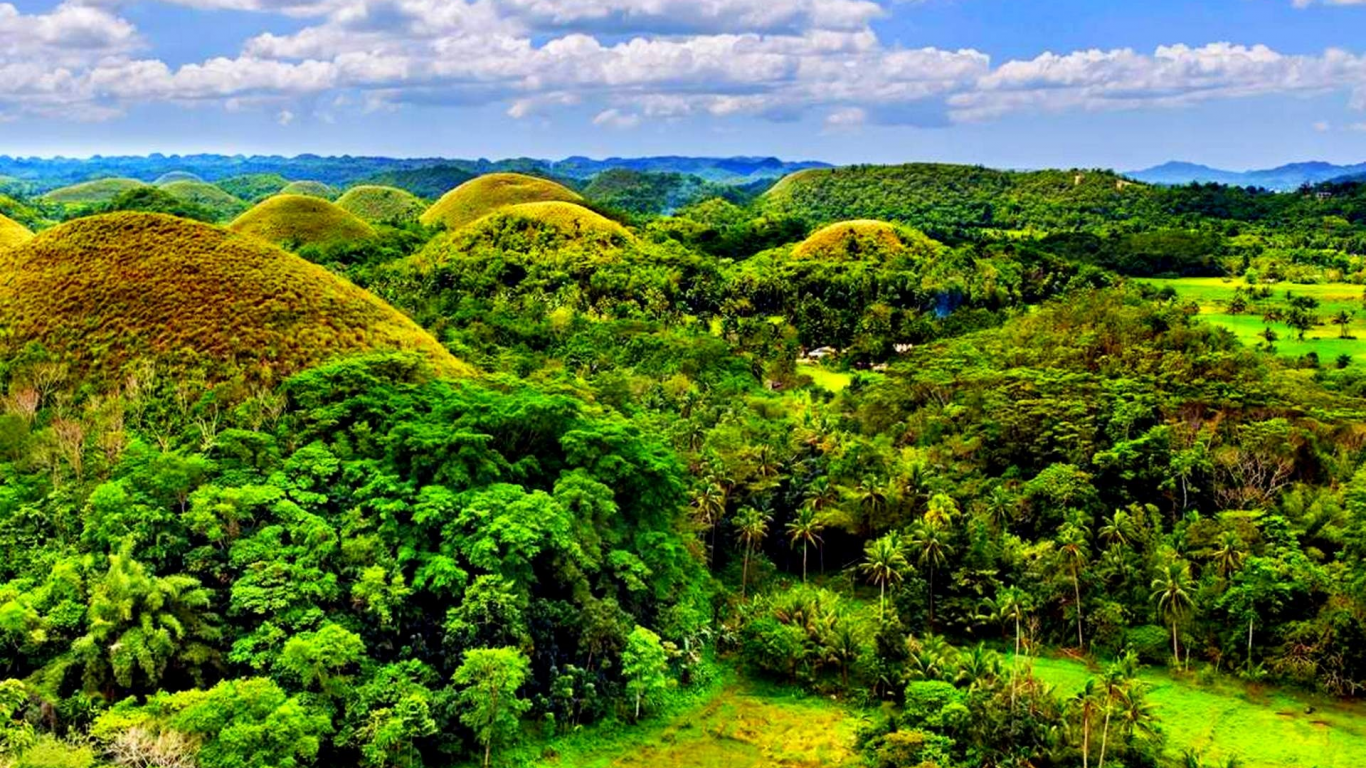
xmin=1030 ymin=655 xmax=1366 ymax=768
xmin=1144 ymin=277 xmax=1366 ymax=367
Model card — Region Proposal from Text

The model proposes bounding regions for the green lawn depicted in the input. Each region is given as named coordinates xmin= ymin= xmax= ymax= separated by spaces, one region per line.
xmin=1029 ymin=655 xmax=1366 ymax=767
xmin=797 ymin=360 xmax=853 ymax=392
xmin=1144 ymin=277 xmax=1366 ymax=368
xmin=493 ymin=674 xmax=862 ymax=768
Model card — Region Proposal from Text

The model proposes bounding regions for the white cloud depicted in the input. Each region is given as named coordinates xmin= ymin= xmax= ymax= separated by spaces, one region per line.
xmin=592 ymin=107 xmax=640 ymax=128
xmin=824 ymin=105 xmax=866 ymax=129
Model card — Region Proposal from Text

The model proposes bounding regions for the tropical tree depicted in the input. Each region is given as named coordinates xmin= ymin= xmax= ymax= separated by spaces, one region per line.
xmin=1209 ymin=531 xmax=1245 ymax=579
xmin=1335 ymin=309 xmax=1354 ymax=338
xmin=924 ymin=493 xmax=959 ymax=528
xmin=452 ymin=647 xmax=532 ymax=768
xmin=735 ymin=506 xmax=771 ymax=598
xmin=1151 ymin=559 xmax=1196 ymax=669
xmin=1057 ymin=523 xmax=1090 ymax=649
xmin=689 ymin=481 xmax=726 ymax=564
xmin=785 ymin=506 xmax=825 ymax=582
xmin=986 ymin=586 xmax=1032 ymax=708
xmin=909 ymin=521 xmax=953 ymax=626
xmin=860 ymin=533 xmax=909 ymax=621
xmin=73 ymin=542 xmax=221 ymax=696
xmin=850 ymin=476 xmax=888 ymax=535
xmin=1069 ymin=678 xmax=1100 ymax=768
xmin=621 ymin=626 xmax=669 ymax=721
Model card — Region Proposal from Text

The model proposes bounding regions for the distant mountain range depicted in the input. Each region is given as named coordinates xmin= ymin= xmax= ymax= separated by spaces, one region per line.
xmin=1128 ymin=160 xmax=1366 ymax=190
xmin=0 ymin=154 xmax=830 ymax=193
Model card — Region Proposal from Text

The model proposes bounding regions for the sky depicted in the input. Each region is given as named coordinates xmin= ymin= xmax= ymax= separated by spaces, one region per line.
xmin=2 ymin=0 xmax=1366 ymax=169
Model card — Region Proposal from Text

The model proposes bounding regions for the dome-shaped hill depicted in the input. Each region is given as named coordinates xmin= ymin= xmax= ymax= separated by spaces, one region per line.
xmin=0 ymin=213 xmax=471 ymax=383
xmin=336 ymin=185 xmax=427 ymax=224
xmin=791 ymin=220 xmax=942 ymax=262
xmin=0 ymin=212 xmax=32 ymax=250
xmin=230 ymin=194 xmax=376 ymax=247
xmin=280 ymin=180 xmax=336 ymax=199
xmin=160 ymin=180 xmax=247 ymax=220
xmin=462 ymin=201 xmax=632 ymax=242
xmin=43 ymin=178 xmax=150 ymax=205
xmin=420 ymin=173 xmax=582 ymax=231
xmin=154 ymin=171 xmax=204 ymax=186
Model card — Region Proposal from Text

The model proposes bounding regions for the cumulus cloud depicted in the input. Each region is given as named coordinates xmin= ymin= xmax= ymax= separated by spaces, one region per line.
xmin=5 ymin=0 xmax=1366 ymax=133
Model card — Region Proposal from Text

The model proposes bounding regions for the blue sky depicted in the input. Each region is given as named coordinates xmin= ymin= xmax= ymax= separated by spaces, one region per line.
xmin=1 ymin=0 xmax=1365 ymax=169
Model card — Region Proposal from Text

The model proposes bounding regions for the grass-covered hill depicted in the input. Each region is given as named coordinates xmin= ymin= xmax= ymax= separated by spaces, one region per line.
xmin=762 ymin=163 xmax=1157 ymax=233
xmin=159 ymin=180 xmax=248 ymax=221
xmin=153 ymin=171 xmax=204 ymax=185
xmin=41 ymin=178 xmax=150 ymax=204
xmin=461 ymin=200 xmax=632 ymax=242
xmin=230 ymin=194 xmax=377 ymax=247
xmin=790 ymin=219 xmax=939 ymax=261
xmin=357 ymin=164 xmax=477 ymax=199
xmin=280 ymin=180 xmax=336 ymax=199
xmin=335 ymin=185 xmax=427 ymax=223
xmin=420 ymin=172 xmax=583 ymax=230
xmin=217 ymin=172 xmax=290 ymax=202
xmin=0 ymin=212 xmax=469 ymax=382
xmin=0 ymin=212 xmax=32 ymax=249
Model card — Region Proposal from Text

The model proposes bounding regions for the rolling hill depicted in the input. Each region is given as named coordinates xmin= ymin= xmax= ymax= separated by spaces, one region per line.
xmin=421 ymin=172 xmax=583 ymax=230
xmin=154 ymin=171 xmax=205 ymax=185
xmin=217 ymin=173 xmax=291 ymax=202
xmin=790 ymin=220 xmax=940 ymax=262
xmin=159 ymin=180 xmax=248 ymax=221
xmin=461 ymin=201 xmax=631 ymax=241
xmin=0 ymin=213 xmax=469 ymax=382
xmin=280 ymin=180 xmax=336 ymax=199
xmin=335 ymin=185 xmax=427 ymax=223
xmin=42 ymin=178 xmax=150 ymax=204
xmin=230 ymin=194 xmax=376 ymax=246
xmin=1129 ymin=160 xmax=1366 ymax=189
xmin=0 ymin=212 xmax=32 ymax=249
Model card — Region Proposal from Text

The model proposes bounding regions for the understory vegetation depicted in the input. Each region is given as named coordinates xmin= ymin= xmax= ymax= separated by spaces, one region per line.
xmin=4 ymin=161 xmax=1366 ymax=768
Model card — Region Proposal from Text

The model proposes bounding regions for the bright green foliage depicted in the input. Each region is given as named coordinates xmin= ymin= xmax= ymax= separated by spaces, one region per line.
xmin=159 ymin=180 xmax=248 ymax=221
xmin=452 ymin=647 xmax=531 ymax=768
xmin=42 ymin=178 xmax=149 ymax=204
xmin=280 ymin=181 xmax=337 ymax=200
xmin=217 ymin=173 xmax=290 ymax=202
xmin=72 ymin=542 xmax=220 ymax=694
xmin=0 ymin=212 xmax=32 ymax=249
xmin=98 ymin=186 xmax=218 ymax=223
xmin=459 ymin=201 xmax=632 ymax=241
xmin=278 ymin=623 xmax=365 ymax=695
xmin=0 ymin=212 xmax=469 ymax=384
xmin=336 ymin=186 xmax=427 ymax=224
xmin=420 ymin=172 xmax=582 ymax=231
xmin=791 ymin=220 xmax=937 ymax=262
xmin=230 ymin=194 xmax=377 ymax=247
xmin=622 ymin=625 xmax=670 ymax=720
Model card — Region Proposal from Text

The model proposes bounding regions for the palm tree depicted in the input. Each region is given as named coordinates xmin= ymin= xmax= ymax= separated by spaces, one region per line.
xmin=1057 ymin=523 xmax=1090 ymax=649
xmin=1335 ymin=309 xmax=1354 ymax=339
xmin=689 ymin=481 xmax=726 ymax=564
xmin=909 ymin=520 xmax=954 ymax=626
xmin=1151 ymin=559 xmax=1196 ymax=669
xmin=924 ymin=493 xmax=959 ymax=528
xmin=1209 ymin=531 xmax=1245 ymax=579
xmin=987 ymin=586 xmax=1032 ymax=708
xmin=821 ymin=620 xmax=861 ymax=689
xmin=983 ymin=485 xmax=1016 ymax=531
xmin=1098 ymin=510 xmax=1134 ymax=550
xmin=860 ymin=533 xmax=909 ymax=621
xmin=735 ymin=507 xmax=771 ymax=598
xmin=851 ymin=476 xmax=888 ymax=534
xmin=1069 ymin=678 xmax=1100 ymax=768
xmin=785 ymin=506 xmax=825 ymax=582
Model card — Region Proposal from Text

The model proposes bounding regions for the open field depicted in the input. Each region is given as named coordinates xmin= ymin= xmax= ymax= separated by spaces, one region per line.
xmin=1144 ymin=277 xmax=1366 ymax=367
xmin=1031 ymin=655 xmax=1366 ymax=767
xmin=496 ymin=678 xmax=861 ymax=768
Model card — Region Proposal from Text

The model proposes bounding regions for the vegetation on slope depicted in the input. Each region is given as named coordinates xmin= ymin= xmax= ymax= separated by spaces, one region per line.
xmin=153 ymin=171 xmax=204 ymax=185
xmin=460 ymin=200 xmax=632 ymax=242
xmin=95 ymin=186 xmax=218 ymax=223
xmin=420 ymin=172 xmax=582 ymax=230
xmin=41 ymin=178 xmax=150 ymax=204
xmin=790 ymin=219 xmax=936 ymax=261
xmin=280 ymin=180 xmax=336 ymax=199
xmin=216 ymin=172 xmax=290 ymax=202
xmin=0 ymin=212 xmax=32 ymax=249
xmin=159 ymin=180 xmax=248 ymax=221
xmin=357 ymin=164 xmax=476 ymax=199
xmin=0 ymin=212 xmax=467 ymax=383
xmin=335 ymin=184 xmax=427 ymax=223
xmin=230 ymin=194 xmax=377 ymax=247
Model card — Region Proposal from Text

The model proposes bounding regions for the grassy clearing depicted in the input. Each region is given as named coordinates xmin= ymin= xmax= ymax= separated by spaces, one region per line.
xmin=1145 ymin=277 xmax=1366 ymax=367
xmin=798 ymin=360 xmax=853 ymax=392
xmin=1029 ymin=655 xmax=1366 ymax=767
xmin=506 ymin=677 xmax=861 ymax=768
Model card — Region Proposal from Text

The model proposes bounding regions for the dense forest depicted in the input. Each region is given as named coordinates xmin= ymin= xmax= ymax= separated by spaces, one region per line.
xmin=3 ymin=160 xmax=1366 ymax=768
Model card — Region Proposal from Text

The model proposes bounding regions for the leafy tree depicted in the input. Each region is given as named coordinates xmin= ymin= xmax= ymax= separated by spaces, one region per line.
xmin=908 ymin=521 xmax=953 ymax=626
xmin=1151 ymin=559 xmax=1196 ymax=669
xmin=734 ymin=507 xmax=771 ymax=599
xmin=451 ymin=648 xmax=531 ymax=768
xmin=860 ymin=534 xmax=909 ymax=621
xmin=277 ymin=623 xmax=365 ymax=696
xmin=621 ymin=626 xmax=670 ymax=721
xmin=784 ymin=507 xmax=825 ymax=583
xmin=1057 ymin=523 xmax=1090 ymax=649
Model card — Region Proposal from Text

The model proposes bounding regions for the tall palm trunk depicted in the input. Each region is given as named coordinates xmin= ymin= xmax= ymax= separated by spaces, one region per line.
xmin=1098 ymin=705 xmax=1112 ymax=768
xmin=1082 ymin=710 xmax=1090 ymax=768
xmin=742 ymin=544 xmax=750 ymax=598
xmin=1011 ymin=614 xmax=1020 ymax=709
xmin=1171 ymin=619 xmax=1180 ymax=669
xmin=1073 ymin=566 xmax=1084 ymax=648
xmin=801 ymin=541 xmax=808 ymax=582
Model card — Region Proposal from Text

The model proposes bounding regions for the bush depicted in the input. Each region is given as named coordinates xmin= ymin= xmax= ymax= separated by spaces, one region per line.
xmin=13 ymin=737 xmax=96 ymax=768
xmin=1125 ymin=625 xmax=1171 ymax=665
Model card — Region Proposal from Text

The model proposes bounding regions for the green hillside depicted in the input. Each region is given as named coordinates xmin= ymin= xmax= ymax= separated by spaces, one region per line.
xmin=42 ymin=178 xmax=150 ymax=204
xmin=0 ymin=212 xmax=33 ymax=249
xmin=217 ymin=172 xmax=290 ymax=201
xmin=420 ymin=172 xmax=582 ymax=230
xmin=280 ymin=180 xmax=336 ymax=199
xmin=461 ymin=200 xmax=632 ymax=241
xmin=335 ymin=184 xmax=427 ymax=223
xmin=153 ymin=171 xmax=204 ymax=185
xmin=790 ymin=219 xmax=940 ymax=261
xmin=230 ymin=194 xmax=376 ymax=246
xmin=357 ymin=164 xmax=476 ymax=198
xmin=0 ymin=212 xmax=469 ymax=382
xmin=159 ymin=180 xmax=248 ymax=221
